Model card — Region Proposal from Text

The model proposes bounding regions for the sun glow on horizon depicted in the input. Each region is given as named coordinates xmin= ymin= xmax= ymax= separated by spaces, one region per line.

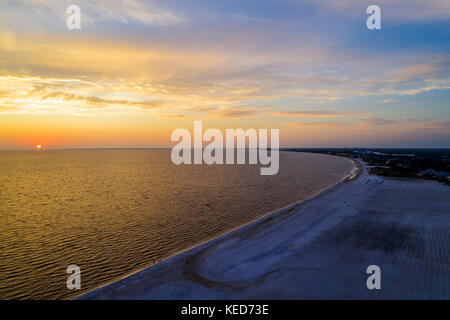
xmin=0 ymin=0 xmax=449 ymax=148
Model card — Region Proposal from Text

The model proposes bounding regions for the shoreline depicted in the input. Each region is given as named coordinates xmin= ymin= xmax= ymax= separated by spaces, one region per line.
xmin=75 ymin=155 xmax=358 ymax=299
xmin=79 ymin=157 xmax=449 ymax=299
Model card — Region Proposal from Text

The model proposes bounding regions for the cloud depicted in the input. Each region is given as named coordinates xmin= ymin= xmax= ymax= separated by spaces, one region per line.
xmin=286 ymin=116 xmax=449 ymax=132
xmin=359 ymin=117 xmax=399 ymax=126
xmin=1 ymin=2 xmax=449 ymax=134
xmin=0 ymin=105 xmax=19 ymax=111
xmin=210 ymin=106 xmax=266 ymax=119
xmin=158 ymin=105 xmax=267 ymax=120
xmin=0 ymin=75 xmax=169 ymax=115
xmin=308 ymin=0 xmax=450 ymax=22
xmin=40 ymin=91 xmax=166 ymax=109
xmin=271 ymin=110 xmax=361 ymax=117
xmin=7 ymin=0 xmax=187 ymax=28
xmin=1 ymin=27 xmax=449 ymax=112
xmin=286 ymin=121 xmax=346 ymax=128
xmin=405 ymin=120 xmax=450 ymax=130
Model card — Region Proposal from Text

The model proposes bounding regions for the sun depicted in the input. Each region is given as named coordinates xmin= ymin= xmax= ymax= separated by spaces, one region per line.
xmin=35 ymin=144 xmax=42 ymax=150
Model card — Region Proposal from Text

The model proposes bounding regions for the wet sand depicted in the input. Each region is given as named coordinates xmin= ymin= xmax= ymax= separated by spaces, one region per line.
xmin=78 ymin=160 xmax=450 ymax=300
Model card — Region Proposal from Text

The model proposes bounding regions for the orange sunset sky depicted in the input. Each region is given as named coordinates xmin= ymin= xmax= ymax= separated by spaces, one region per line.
xmin=1 ymin=0 xmax=449 ymax=149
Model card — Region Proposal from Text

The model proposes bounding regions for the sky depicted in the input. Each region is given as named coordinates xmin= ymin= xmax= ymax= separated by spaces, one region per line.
xmin=0 ymin=0 xmax=449 ymax=149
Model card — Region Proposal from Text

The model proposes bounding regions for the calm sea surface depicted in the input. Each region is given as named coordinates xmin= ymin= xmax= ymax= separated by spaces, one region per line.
xmin=0 ymin=149 xmax=354 ymax=299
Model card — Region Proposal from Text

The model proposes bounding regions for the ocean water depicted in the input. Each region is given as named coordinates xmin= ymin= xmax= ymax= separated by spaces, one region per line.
xmin=0 ymin=149 xmax=354 ymax=299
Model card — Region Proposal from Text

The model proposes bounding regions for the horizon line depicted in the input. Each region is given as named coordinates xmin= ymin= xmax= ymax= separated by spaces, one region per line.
xmin=1 ymin=147 xmax=450 ymax=151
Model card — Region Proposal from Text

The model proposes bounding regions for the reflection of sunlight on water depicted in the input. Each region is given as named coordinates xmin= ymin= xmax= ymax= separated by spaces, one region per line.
xmin=0 ymin=149 xmax=353 ymax=299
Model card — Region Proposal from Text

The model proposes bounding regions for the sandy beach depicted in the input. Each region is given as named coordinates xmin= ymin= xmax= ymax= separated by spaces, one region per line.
xmin=78 ymin=159 xmax=450 ymax=300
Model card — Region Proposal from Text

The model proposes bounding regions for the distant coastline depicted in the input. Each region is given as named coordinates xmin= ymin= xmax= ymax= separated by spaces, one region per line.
xmin=282 ymin=148 xmax=450 ymax=186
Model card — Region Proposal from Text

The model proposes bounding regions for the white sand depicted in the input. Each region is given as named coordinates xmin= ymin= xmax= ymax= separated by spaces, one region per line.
xmin=78 ymin=160 xmax=450 ymax=299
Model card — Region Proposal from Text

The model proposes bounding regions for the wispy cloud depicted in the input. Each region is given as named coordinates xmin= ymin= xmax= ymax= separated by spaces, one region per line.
xmin=1 ymin=0 xmax=449 ymax=147
xmin=271 ymin=111 xmax=361 ymax=117
xmin=158 ymin=105 xmax=268 ymax=120
xmin=0 ymin=75 xmax=169 ymax=116
xmin=286 ymin=116 xmax=448 ymax=131
xmin=286 ymin=121 xmax=346 ymax=128
xmin=359 ymin=117 xmax=399 ymax=126
xmin=1 ymin=28 xmax=449 ymax=111
xmin=309 ymin=0 xmax=450 ymax=21
xmin=6 ymin=0 xmax=187 ymax=28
